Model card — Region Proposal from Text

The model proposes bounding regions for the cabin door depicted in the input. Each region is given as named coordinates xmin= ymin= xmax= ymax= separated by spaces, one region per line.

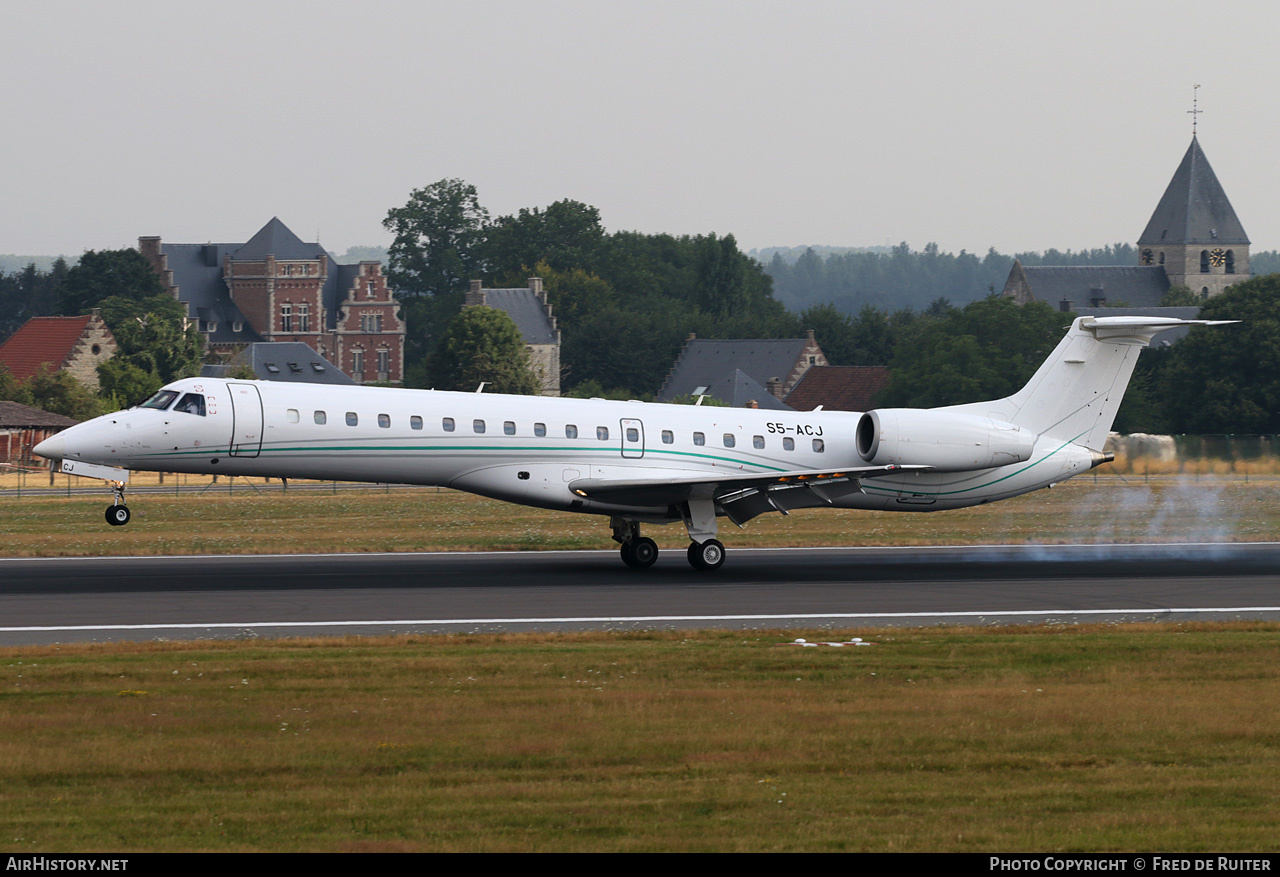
xmin=227 ymin=382 xmax=264 ymax=458
xmin=620 ymin=418 xmax=645 ymax=459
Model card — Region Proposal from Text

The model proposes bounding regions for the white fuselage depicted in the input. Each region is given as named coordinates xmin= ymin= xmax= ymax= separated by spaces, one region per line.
xmin=42 ymin=377 xmax=1095 ymax=523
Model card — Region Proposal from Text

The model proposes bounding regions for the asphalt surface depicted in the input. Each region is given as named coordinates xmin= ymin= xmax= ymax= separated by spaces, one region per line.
xmin=1 ymin=543 xmax=1278 ymax=645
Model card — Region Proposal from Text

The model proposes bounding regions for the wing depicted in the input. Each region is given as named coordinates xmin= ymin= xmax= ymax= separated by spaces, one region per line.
xmin=568 ymin=464 xmax=927 ymax=526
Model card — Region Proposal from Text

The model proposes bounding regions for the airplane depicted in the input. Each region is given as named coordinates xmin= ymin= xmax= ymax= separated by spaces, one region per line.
xmin=33 ymin=315 xmax=1231 ymax=571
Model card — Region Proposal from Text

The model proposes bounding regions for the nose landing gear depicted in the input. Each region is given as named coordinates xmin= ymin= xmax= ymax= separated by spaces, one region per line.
xmin=105 ymin=480 xmax=131 ymax=526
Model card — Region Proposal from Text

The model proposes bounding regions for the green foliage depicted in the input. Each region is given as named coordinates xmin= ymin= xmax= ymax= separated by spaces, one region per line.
xmin=18 ymin=366 xmax=108 ymax=420
xmin=0 ymin=259 xmax=64 ymax=343
xmin=97 ymin=358 xmax=163 ymax=407
xmin=428 ymin=306 xmax=541 ymax=395
xmin=57 ymin=249 xmax=164 ymax=316
xmin=1162 ymin=276 xmax=1280 ymax=433
xmin=879 ymin=297 xmax=1066 ymax=408
xmin=482 ymin=200 xmax=606 ymax=283
xmin=97 ymin=294 xmax=204 ymax=388
xmin=383 ymin=178 xmax=489 ymax=299
xmin=1160 ymin=284 xmax=1200 ymax=307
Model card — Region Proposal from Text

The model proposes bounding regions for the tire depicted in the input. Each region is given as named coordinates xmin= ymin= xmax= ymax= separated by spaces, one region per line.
xmin=105 ymin=505 xmax=131 ymax=526
xmin=687 ymin=539 xmax=725 ymax=571
xmin=630 ymin=537 xmax=659 ymax=568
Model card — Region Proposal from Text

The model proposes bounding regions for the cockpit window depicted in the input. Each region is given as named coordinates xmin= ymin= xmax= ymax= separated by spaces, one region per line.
xmin=173 ymin=393 xmax=206 ymax=416
xmin=140 ymin=390 xmax=180 ymax=410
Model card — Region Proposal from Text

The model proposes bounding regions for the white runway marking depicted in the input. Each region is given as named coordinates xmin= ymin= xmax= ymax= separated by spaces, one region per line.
xmin=5 ymin=606 xmax=1280 ymax=634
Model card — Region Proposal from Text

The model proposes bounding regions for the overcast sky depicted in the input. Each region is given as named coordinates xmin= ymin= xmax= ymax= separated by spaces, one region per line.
xmin=4 ymin=0 xmax=1277 ymax=259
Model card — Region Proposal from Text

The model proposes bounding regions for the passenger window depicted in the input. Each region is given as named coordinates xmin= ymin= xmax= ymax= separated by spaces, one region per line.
xmin=286 ymin=408 xmax=300 ymax=424
xmin=474 ymin=419 xmax=486 ymax=434
xmin=314 ymin=410 xmax=326 ymax=425
xmin=174 ymin=393 xmax=206 ymax=416
xmin=565 ymin=424 xmax=578 ymax=439
xmin=534 ymin=422 xmax=547 ymax=437
xmin=346 ymin=412 xmax=358 ymax=427
xmin=597 ymin=426 xmax=609 ymax=441
xmin=504 ymin=421 xmax=516 ymax=436
xmin=753 ymin=435 xmax=765 ymax=449
xmin=378 ymin=414 xmax=391 ymax=428
xmin=723 ymin=433 xmax=735 ymax=448
xmin=626 ymin=427 xmax=639 ymax=443
xmin=410 ymin=416 xmax=423 ymax=430
xmin=662 ymin=430 xmax=674 ymax=444
xmin=783 ymin=437 xmax=795 ymax=451
xmin=813 ymin=438 xmax=825 ymax=453
xmin=442 ymin=417 xmax=455 ymax=432
xmin=693 ymin=432 xmax=705 ymax=446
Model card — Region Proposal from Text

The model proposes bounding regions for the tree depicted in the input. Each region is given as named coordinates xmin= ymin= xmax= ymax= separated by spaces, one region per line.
xmin=97 ymin=294 xmax=204 ymax=386
xmin=22 ymin=366 xmax=107 ymax=420
xmin=427 ymin=306 xmax=541 ymax=395
xmin=57 ymin=249 xmax=164 ymax=315
xmin=1162 ymin=276 xmax=1280 ymax=433
xmin=383 ymin=178 xmax=489 ymax=299
xmin=1160 ymin=284 xmax=1200 ymax=307
xmin=482 ymin=200 xmax=606 ymax=283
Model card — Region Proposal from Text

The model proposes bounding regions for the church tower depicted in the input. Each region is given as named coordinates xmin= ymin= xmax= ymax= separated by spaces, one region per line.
xmin=1137 ymin=135 xmax=1249 ymax=300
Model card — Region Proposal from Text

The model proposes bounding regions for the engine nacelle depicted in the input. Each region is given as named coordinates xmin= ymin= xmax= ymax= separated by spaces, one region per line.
xmin=856 ymin=409 xmax=1037 ymax=472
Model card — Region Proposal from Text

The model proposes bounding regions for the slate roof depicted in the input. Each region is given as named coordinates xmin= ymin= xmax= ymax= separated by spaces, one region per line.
xmin=158 ymin=218 xmax=363 ymax=341
xmin=0 ymin=400 xmax=80 ymax=429
xmin=1139 ymin=136 xmax=1249 ymax=247
xmin=1019 ymin=266 xmax=1171 ymax=308
xmin=784 ymin=366 xmax=890 ymax=412
xmin=658 ymin=339 xmax=810 ymax=404
xmin=478 ymin=289 xmax=558 ymax=345
xmin=0 ymin=316 xmax=95 ymax=381
xmin=700 ymin=369 xmax=792 ymax=410
xmin=200 ymin=342 xmax=355 ymax=385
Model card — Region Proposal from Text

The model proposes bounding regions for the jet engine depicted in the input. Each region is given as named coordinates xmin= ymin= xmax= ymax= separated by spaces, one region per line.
xmin=855 ymin=409 xmax=1037 ymax=472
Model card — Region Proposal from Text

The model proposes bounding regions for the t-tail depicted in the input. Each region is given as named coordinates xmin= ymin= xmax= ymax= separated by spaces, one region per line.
xmin=855 ymin=316 xmax=1235 ymax=472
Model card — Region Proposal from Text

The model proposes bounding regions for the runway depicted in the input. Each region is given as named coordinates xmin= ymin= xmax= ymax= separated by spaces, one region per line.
xmin=1 ymin=542 xmax=1278 ymax=645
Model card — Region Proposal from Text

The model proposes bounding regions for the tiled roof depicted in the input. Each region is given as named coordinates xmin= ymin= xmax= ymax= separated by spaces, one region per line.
xmin=784 ymin=366 xmax=890 ymax=412
xmin=0 ymin=400 xmax=80 ymax=428
xmin=0 ymin=316 xmax=93 ymax=381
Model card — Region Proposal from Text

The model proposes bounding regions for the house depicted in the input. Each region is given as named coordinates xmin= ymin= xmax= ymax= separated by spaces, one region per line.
xmin=0 ymin=313 xmax=117 ymax=392
xmin=0 ymin=400 xmax=79 ymax=467
xmin=1002 ymin=135 xmax=1250 ymax=309
xmin=656 ymin=331 xmax=828 ymax=409
xmin=199 ymin=342 xmax=355 ymax=385
xmin=783 ymin=365 xmax=890 ymax=412
xmin=139 ymin=217 xmax=405 ymax=384
xmin=465 ymin=278 xmax=561 ymax=396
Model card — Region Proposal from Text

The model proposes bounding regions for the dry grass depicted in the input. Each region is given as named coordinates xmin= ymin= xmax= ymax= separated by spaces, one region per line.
xmin=1 ymin=476 xmax=1279 ymax=557
xmin=2 ymin=624 xmax=1279 ymax=851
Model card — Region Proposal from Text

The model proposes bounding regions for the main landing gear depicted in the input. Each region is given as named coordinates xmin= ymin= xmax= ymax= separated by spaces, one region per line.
xmin=104 ymin=480 xmax=131 ymax=526
xmin=612 ymin=499 xmax=728 ymax=572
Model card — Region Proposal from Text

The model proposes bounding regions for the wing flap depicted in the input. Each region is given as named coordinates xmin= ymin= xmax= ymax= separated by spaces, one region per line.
xmin=568 ymin=464 xmax=925 ymax=519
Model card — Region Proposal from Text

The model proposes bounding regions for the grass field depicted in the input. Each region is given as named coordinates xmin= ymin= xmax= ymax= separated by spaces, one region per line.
xmin=3 ymin=624 xmax=1280 ymax=852
xmin=3 ymin=475 xmax=1279 ymax=851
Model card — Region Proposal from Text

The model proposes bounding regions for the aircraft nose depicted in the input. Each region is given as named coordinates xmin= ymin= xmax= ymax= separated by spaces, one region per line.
xmin=33 ymin=433 xmax=65 ymax=461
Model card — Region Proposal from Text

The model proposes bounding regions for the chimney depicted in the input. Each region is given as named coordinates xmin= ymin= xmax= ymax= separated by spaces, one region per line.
xmin=466 ymin=280 xmax=485 ymax=307
xmin=767 ymin=377 xmax=783 ymax=400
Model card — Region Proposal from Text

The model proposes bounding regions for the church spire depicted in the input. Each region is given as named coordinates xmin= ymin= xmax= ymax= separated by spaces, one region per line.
xmin=1138 ymin=136 xmax=1248 ymax=247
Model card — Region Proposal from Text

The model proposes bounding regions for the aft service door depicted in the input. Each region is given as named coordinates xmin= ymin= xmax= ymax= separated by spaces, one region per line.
xmin=620 ymin=418 xmax=644 ymax=459
xmin=228 ymin=382 xmax=264 ymax=458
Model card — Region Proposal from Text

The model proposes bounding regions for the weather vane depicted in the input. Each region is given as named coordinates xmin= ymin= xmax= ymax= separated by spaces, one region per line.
xmin=1188 ymin=84 xmax=1202 ymax=134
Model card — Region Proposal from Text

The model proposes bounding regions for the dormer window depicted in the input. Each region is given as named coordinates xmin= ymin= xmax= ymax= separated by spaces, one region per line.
xmin=265 ymin=363 xmax=280 ymax=374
